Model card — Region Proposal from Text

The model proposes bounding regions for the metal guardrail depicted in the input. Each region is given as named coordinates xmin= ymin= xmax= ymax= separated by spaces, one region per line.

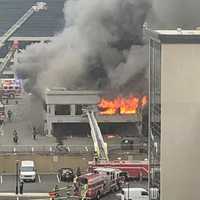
xmin=0 ymin=144 xmax=147 ymax=154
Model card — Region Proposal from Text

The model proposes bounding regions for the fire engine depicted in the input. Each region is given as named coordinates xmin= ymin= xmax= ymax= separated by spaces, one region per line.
xmin=0 ymin=79 xmax=22 ymax=98
xmin=75 ymin=171 xmax=120 ymax=200
xmin=83 ymin=108 xmax=149 ymax=180
xmin=0 ymin=2 xmax=47 ymax=98
xmin=90 ymin=160 xmax=148 ymax=180
xmin=93 ymin=167 xmax=124 ymax=190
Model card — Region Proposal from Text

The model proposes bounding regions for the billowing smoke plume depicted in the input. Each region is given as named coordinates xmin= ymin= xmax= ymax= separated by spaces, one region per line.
xmin=14 ymin=0 xmax=151 ymax=97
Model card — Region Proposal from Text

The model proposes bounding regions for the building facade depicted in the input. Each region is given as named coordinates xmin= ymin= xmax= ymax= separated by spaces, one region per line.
xmin=44 ymin=89 xmax=139 ymax=136
xmin=147 ymin=29 xmax=200 ymax=200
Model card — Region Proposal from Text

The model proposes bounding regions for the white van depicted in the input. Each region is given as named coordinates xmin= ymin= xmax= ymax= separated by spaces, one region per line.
xmin=117 ymin=187 xmax=149 ymax=200
xmin=20 ymin=160 xmax=36 ymax=182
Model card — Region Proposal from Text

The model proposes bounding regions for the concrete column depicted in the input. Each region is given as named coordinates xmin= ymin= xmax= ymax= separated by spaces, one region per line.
xmin=46 ymin=120 xmax=53 ymax=137
xmin=50 ymin=104 xmax=55 ymax=116
xmin=71 ymin=105 xmax=76 ymax=116
xmin=46 ymin=104 xmax=50 ymax=115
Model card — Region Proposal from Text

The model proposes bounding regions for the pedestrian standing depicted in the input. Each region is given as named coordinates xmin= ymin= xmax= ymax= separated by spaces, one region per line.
xmin=73 ymin=175 xmax=78 ymax=192
xmin=76 ymin=167 xmax=81 ymax=177
xmin=81 ymin=182 xmax=88 ymax=200
xmin=7 ymin=110 xmax=12 ymax=122
xmin=0 ymin=119 xmax=4 ymax=136
xmin=13 ymin=129 xmax=18 ymax=144
xmin=32 ymin=127 xmax=37 ymax=140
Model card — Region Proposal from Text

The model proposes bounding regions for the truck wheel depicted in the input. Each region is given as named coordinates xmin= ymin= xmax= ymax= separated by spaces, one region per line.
xmin=96 ymin=191 xmax=101 ymax=200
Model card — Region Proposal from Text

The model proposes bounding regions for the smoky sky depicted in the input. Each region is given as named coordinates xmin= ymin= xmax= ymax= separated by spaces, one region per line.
xmin=14 ymin=0 xmax=151 ymax=97
xmin=149 ymin=0 xmax=200 ymax=29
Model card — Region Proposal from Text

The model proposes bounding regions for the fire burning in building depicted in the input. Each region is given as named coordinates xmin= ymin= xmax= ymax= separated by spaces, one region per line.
xmin=98 ymin=95 xmax=148 ymax=115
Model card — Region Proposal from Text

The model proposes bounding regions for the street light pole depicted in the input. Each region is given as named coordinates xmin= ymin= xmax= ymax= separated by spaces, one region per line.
xmin=16 ymin=160 xmax=19 ymax=194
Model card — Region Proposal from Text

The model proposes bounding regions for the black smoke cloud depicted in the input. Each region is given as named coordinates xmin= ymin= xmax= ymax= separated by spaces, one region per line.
xmin=14 ymin=0 xmax=151 ymax=97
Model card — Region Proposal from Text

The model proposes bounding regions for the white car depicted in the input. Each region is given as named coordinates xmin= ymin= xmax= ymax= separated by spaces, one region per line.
xmin=20 ymin=160 xmax=36 ymax=182
xmin=117 ymin=187 xmax=149 ymax=200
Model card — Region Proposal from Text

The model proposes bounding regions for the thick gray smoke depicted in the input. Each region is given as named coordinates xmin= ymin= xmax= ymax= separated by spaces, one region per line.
xmin=14 ymin=0 xmax=151 ymax=97
xmin=149 ymin=0 xmax=200 ymax=29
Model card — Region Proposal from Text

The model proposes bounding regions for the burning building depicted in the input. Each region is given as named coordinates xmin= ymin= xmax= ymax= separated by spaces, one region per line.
xmin=44 ymin=88 xmax=147 ymax=137
xmin=13 ymin=0 xmax=150 ymax=138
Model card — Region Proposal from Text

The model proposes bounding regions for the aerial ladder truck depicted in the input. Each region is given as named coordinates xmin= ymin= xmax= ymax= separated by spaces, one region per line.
xmin=0 ymin=2 xmax=47 ymax=49
xmin=0 ymin=2 xmax=47 ymax=75
xmin=84 ymin=107 xmax=149 ymax=180
xmin=0 ymin=41 xmax=19 ymax=73
xmin=83 ymin=108 xmax=109 ymax=162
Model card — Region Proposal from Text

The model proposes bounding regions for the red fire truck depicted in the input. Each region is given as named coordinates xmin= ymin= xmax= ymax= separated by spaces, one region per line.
xmin=74 ymin=169 xmax=122 ymax=200
xmin=89 ymin=160 xmax=148 ymax=180
xmin=0 ymin=79 xmax=22 ymax=98
xmin=93 ymin=167 xmax=124 ymax=190
xmin=85 ymin=109 xmax=149 ymax=181
xmin=74 ymin=173 xmax=107 ymax=199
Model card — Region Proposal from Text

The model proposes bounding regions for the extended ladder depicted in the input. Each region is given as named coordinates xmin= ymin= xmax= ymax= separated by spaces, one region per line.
xmin=0 ymin=46 xmax=17 ymax=73
xmin=85 ymin=109 xmax=109 ymax=162
xmin=0 ymin=2 xmax=47 ymax=48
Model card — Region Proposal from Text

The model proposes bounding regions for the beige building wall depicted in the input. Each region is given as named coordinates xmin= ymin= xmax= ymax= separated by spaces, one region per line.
xmin=161 ymin=44 xmax=200 ymax=200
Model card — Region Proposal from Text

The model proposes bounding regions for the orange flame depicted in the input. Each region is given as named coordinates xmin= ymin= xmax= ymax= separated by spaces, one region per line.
xmin=98 ymin=95 xmax=148 ymax=115
xmin=141 ymin=96 xmax=148 ymax=107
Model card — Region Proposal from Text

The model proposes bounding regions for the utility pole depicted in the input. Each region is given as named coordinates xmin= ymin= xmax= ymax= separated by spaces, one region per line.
xmin=16 ymin=160 xmax=19 ymax=194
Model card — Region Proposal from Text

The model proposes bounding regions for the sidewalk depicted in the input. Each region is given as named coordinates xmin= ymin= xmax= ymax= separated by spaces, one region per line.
xmin=0 ymin=95 xmax=57 ymax=149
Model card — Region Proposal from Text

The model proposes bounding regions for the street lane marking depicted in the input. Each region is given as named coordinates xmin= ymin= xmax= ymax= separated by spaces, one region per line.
xmin=0 ymin=175 xmax=2 ymax=184
xmin=0 ymin=193 xmax=49 ymax=197
xmin=0 ymin=129 xmax=4 ymax=136
xmin=16 ymin=197 xmax=19 ymax=200
xmin=38 ymin=174 xmax=41 ymax=183
xmin=56 ymin=174 xmax=60 ymax=183
xmin=85 ymin=146 xmax=88 ymax=151
xmin=67 ymin=146 xmax=70 ymax=152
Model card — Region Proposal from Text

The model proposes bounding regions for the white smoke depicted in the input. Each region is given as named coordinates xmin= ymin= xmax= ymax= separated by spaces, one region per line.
xmin=14 ymin=0 xmax=151 ymax=96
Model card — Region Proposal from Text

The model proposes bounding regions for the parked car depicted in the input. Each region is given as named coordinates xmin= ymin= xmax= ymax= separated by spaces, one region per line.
xmin=121 ymin=138 xmax=134 ymax=150
xmin=117 ymin=187 xmax=149 ymax=200
xmin=58 ymin=168 xmax=74 ymax=182
xmin=20 ymin=160 xmax=36 ymax=182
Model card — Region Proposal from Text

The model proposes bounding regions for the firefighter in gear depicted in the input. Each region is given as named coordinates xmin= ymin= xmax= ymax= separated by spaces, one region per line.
xmin=94 ymin=151 xmax=98 ymax=163
xmin=81 ymin=182 xmax=88 ymax=200
xmin=73 ymin=175 xmax=78 ymax=192
xmin=49 ymin=184 xmax=59 ymax=199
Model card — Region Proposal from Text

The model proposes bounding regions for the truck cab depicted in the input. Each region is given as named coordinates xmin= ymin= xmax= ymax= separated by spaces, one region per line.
xmin=94 ymin=167 xmax=124 ymax=190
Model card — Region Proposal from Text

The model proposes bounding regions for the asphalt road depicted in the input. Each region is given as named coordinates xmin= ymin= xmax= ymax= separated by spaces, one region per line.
xmin=0 ymin=173 xmax=148 ymax=199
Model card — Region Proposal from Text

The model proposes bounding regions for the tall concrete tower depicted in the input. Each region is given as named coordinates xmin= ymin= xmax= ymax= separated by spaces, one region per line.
xmin=146 ymin=29 xmax=200 ymax=200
